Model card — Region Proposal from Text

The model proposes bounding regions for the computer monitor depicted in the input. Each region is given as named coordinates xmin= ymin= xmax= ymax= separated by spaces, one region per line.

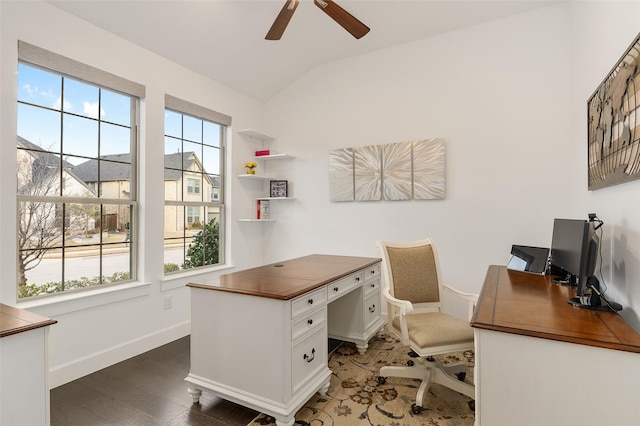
xmin=549 ymin=217 xmax=621 ymax=311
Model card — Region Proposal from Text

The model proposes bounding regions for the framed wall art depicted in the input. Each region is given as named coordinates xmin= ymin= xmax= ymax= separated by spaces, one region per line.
xmin=269 ymin=180 xmax=288 ymax=198
xmin=587 ymin=32 xmax=640 ymax=190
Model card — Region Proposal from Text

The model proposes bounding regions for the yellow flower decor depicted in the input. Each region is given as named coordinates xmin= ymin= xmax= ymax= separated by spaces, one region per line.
xmin=244 ymin=162 xmax=257 ymax=174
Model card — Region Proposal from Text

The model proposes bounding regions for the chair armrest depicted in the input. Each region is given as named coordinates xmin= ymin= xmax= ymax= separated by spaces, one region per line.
xmin=443 ymin=285 xmax=479 ymax=321
xmin=382 ymin=287 xmax=414 ymax=315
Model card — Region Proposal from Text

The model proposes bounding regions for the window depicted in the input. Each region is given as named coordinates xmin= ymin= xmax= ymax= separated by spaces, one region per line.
xmin=16 ymin=41 xmax=144 ymax=299
xmin=163 ymin=95 xmax=229 ymax=273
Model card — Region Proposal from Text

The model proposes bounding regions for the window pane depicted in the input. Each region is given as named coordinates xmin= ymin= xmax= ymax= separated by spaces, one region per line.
xmin=100 ymin=122 xmax=131 ymax=157
xmin=202 ymin=145 xmax=220 ymax=175
xmin=203 ymin=121 xmax=220 ymax=147
xmin=183 ymin=115 xmax=201 ymax=143
xmin=165 ymin=110 xmax=182 ymax=138
xmin=18 ymin=103 xmax=61 ymax=153
xmin=63 ymin=78 xmax=100 ymax=119
xmin=165 ymin=136 xmax=182 ymax=166
xmin=63 ymin=114 xmax=98 ymax=160
xmin=183 ymin=141 xmax=202 ymax=170
xmin=101 ymin=89 xmax=131 ymax=126
xmin=207 ymin=174 xmax=220 ymax=202
xmin=18 ymin=63 xmax=62 ymax=110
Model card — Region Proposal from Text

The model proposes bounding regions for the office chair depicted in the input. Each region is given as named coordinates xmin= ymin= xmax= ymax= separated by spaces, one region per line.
xmin=376 ymin=237 xmax=477 ymax=414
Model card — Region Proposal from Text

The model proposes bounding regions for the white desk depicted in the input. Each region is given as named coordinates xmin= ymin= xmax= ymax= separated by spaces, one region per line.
xmin=471 ymin=266 xmax=640 ymax=425
xmin=0 ymin=304 xmax=57 ymax=426
xmin=185 ymin=254 xmax=385 ymax=426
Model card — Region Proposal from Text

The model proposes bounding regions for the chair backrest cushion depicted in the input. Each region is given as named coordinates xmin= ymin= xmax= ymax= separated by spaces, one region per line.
xmin=387 ymin=244 xmax=440 ymax=304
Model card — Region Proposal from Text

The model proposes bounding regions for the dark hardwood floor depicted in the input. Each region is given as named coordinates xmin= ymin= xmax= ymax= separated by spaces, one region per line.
xmin=50 ymin=336 xmax=259 ymax=426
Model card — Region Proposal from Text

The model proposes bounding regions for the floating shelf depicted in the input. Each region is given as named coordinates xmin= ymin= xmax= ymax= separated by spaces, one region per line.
xmin=237 ymin=174 xmax=275 ymax=181
xmin=254 ymin=153 xmax=294 ymax=161
xmin=256 ymin=197 xmax=295 ymax=201
xmin=237 ymin=129 xmax=275 ymax=142
xmin=237 ymin=218 xmax=276 ymax=222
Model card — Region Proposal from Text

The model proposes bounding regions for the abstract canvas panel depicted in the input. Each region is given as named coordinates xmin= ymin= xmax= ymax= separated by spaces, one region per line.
xmin=381 ymin=141 xmax=412 ymax=200
xmin=413 ymin=139 xmax=445 ymax=199
xmin=328 ymin=148 xmax=354 ymax=201
xmin=354 ymin=145 xmax=382 ymax=201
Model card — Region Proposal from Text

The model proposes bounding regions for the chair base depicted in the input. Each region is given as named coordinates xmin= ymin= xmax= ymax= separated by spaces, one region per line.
xmin=379 ymin=360 xmax=474 ymax=411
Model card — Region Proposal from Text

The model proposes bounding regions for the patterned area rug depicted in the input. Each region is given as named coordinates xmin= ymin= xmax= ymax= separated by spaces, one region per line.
xmin=248 ymin=329 xmax=475 ymax=426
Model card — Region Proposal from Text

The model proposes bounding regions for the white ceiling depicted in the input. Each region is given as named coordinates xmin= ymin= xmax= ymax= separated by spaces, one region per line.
xmin=49 ymin=0 xmax=560 ymax=101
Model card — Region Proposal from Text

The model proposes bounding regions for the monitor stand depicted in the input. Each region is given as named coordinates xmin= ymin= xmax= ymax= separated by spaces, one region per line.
xmin=567 ymin=296 xmax=622 ymax=312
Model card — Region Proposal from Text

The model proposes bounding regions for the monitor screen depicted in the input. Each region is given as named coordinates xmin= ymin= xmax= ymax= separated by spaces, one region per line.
xmin=550 ymin=218 xmax=601 ymax=304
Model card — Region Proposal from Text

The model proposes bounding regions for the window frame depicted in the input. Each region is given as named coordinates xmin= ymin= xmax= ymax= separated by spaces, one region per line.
xmin=163 ymin=95 xmax=230 ymax=274
xmin=16 ymin=41 xmax=144 ymax=300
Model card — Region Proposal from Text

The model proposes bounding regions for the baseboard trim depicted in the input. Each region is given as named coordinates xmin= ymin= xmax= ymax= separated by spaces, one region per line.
xmin=49 ymin=321 xmax=190 ymax=388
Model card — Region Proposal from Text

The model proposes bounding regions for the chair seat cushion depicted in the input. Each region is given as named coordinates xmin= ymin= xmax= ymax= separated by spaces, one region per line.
xmin=392 ymin=312 xmax=474 ymax=348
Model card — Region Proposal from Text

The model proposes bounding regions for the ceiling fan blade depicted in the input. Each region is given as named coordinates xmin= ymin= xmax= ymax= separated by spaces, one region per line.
xmin=313 ymin=0 xmax=370 ymax=39
xmin=266 ymin=0 xmax=300 ymax=40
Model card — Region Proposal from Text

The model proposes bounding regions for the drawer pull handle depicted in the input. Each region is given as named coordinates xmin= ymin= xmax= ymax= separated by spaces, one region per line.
xmin=308 ymin=299 xmax=314 ymax=305
xmin=370 ymin=270 xmax=375 ymax=274
xmin=333 ymin=287 xmax=339 ymax=292
xmin=369 ymin=304 xmax=376 ymax=313
xmin=308 ymin=319 xmax=313 ymax=325
xmin=371 ymin=283 xmax=375 ymax=288
xmin=304 ymin=348 xmax=316 ymax=363
xmin=355 ymin=277 xmax=360 ymax=282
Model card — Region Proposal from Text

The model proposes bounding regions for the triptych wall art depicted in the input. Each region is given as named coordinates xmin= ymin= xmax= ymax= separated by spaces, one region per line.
xmin=329 ymin=139 xmax=445 ymax=202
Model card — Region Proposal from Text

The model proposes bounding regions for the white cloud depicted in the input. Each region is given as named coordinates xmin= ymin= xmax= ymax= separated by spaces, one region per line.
xmin=53 ymin=96 xmax=72 ymax=111
xmin=83 ymin=101 xmax=104 ymax=119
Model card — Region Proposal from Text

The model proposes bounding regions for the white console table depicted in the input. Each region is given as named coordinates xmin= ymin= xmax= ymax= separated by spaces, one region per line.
xmin=186 ymin=254 xmax=384 ymax=426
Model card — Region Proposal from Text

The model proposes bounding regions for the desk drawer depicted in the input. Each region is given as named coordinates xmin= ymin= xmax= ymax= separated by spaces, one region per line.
xmin=292 ymin=308 xmax=326 ymax=342
xmin=364 ymin=277 xmax=380 ymax=297
xmin=364 ymin=263 xmax=380 ymax=282
xmin=292 ymin=326 xmax=327 ymax=394
xmin=292 ymin=288 xmax=327 ymax=320
xmin=327 ymin=271 xmax=364 ymax=302
xmin=364 ymin=290 xmax=381 ymax=331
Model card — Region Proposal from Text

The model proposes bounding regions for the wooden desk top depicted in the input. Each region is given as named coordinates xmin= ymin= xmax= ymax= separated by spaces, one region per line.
xmin=0 ymin=303 xmax=57 ymax=338
xmin=188 ymin=254 xmax=381 ymax=300
xmin=471 ymin=265 xmax=640 ymax=353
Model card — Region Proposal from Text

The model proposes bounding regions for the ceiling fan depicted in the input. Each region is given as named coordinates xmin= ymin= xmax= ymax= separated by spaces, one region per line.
xmin=266 ymin=0 xmax=370 ymax=40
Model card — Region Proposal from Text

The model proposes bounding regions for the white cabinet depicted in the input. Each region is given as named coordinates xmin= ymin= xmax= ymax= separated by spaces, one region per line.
xmin=237 ymin=129 xmax=294 ymax=222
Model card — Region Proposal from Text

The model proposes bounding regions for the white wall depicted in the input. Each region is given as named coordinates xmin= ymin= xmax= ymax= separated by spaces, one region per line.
xmin=0 ymin=1 xmax=268 ymax=387
xmin=570 ymin=1 xmax=640 ymax=329
xmin=264 ymin=1 xmax=640 ymax=330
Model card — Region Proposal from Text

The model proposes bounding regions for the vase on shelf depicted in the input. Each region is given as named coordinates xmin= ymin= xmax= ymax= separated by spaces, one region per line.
xmin=246 ymin=169 xmax=255 ymax=175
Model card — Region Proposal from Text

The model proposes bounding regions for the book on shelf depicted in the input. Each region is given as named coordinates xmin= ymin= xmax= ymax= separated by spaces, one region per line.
xmin=255 ymin=150 xmax=271 ymax=156
xmin=257 ymin=200 xmax=270 ymax=220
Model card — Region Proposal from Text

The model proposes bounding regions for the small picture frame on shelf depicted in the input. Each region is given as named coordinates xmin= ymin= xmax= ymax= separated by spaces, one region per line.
xmin=270 ymin=180 xmax=288 ymax=198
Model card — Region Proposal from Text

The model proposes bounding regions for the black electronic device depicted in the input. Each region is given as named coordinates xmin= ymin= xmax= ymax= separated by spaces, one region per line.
xmin=549 ymin=215 xmax=622 ymax=311
xmin=507 ymin=245 xmax=549 ymax=274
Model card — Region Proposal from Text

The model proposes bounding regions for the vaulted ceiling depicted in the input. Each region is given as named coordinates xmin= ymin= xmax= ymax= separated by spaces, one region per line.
xmin=49 ymin=0 xmax=560 ymax=101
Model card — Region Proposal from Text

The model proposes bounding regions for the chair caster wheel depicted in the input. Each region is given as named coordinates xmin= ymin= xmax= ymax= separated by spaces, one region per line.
xmin=377 ymin=376 xmax=386 ymax=384
xmin=407 ymin=360 xmax=414 ymax=366
xmin=468 ymin=400 xmax=475 ymax=412
xmin=456 ymin=372 xmax=466 ymax=381
xmin=411 ymin=404 xmax=424 ymax=415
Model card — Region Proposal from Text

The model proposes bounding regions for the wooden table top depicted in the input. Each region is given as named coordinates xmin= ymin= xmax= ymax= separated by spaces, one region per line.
xmin=0 ymin=303 xmax=57 ymax=338
xmin=471 ymin=265 xmax=640 ymax=353
xmin=188 ymin=254 xmax=381 ymax=300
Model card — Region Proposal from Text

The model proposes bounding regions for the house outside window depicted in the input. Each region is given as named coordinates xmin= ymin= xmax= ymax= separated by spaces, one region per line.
xmin=16 ymin=42 xmax=144 ymax=299
xmin=163 ymin=95 xmax=229 ymax=273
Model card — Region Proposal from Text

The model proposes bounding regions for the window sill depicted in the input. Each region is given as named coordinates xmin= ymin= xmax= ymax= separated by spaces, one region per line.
xmin=161 ymin=263 xmax=235 ymax=291
xmin=17 ymin=281 xmax=153 ymax=318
